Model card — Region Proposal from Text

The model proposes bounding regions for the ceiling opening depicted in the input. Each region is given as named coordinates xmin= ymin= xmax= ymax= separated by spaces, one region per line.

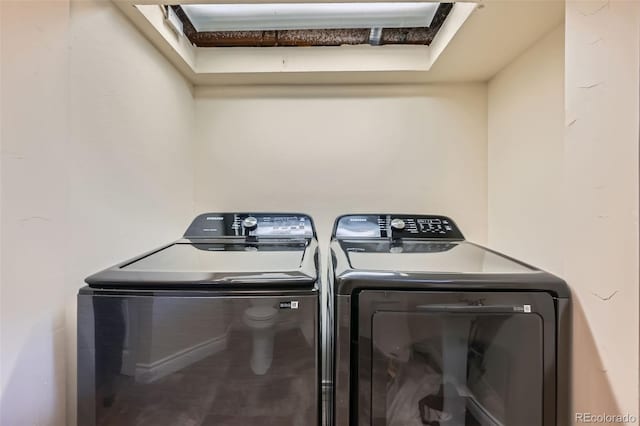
xmin=170 ymin=2 xmax=453 ymax=47
xmin=116 ymin=1 xmax=482 ymax=82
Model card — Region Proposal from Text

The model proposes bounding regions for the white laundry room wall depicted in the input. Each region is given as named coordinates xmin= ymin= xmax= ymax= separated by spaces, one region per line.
xmin=193 ymin=84 xmax=489 ymax=249
xmin=487 ymin=3 xmax=640 ymax=419
xmin=1 ymin=2 xmax=71 ymax=424
xmin=0 ymin=1 xmax=196 ymax=425
xmin=563 ymin=0 xmax=639 ymax=418
xmin=488 ymin=24 xmax=565 ymax=276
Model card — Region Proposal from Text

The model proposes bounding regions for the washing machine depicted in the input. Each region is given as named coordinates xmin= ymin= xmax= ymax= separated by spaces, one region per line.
xmin=329 ymin=214 xmax=571 ymax=426
xmin=77 ymin=213 xmax=321 ymax=426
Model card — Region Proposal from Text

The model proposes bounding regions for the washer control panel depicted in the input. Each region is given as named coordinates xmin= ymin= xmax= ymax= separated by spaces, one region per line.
xmin=333 ymin=214 xmax=464 ymax=240
xmin=185 ymin=213 xmax=315 ymax=238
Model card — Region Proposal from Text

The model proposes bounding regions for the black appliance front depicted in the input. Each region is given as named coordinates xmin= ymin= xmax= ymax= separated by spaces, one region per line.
xmin=78 ymin=290 xmax=318 ymax=426
xmin=355 ymin=290 xmax=556 ymax=426
xmin=78 ymin=213 xmax=320 ymax=426
xmin=330 ymin=214 xmax=571 ymax=426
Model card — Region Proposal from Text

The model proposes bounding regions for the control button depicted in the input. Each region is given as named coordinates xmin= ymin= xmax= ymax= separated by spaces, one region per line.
xmin=242 ymin=216 xmax=258 ymax=230
xmin=390 ymin=218 xmax=406 ymax=231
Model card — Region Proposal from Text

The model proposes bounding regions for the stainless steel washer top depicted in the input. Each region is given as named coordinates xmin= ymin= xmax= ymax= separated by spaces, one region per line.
xmin=85 ymin=213 xmax=318 ymax=289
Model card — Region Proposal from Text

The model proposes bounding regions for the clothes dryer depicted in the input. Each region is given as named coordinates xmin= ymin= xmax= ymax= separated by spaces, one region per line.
xmin=329 ymin=214 xmax=571 ymax=426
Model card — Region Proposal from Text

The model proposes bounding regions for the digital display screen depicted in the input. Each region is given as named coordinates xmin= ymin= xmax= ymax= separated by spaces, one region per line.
xmin=257 ymin=216 xmax=313 ymax=236
xmin=334 ymin=215 xmax=382 ymax=238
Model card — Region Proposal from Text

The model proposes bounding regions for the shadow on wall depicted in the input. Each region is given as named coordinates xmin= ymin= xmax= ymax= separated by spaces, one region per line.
xmin=194 ymin=84 xmax=480 ymax=100
xmin=0 ymin=312 xmax=67 ymax=426
xmin=572 ymin=294 xmax=621 ymax=420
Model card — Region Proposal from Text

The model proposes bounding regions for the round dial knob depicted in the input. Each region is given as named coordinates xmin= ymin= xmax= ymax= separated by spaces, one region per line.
xmin=242 ymin=216 xmax=258 ymax=230
xmin=390 ymin=218 xmax=406 ymax=231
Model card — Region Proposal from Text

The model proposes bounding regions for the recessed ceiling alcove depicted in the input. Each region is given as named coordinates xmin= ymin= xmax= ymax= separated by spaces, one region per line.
xmin=113 ymin=0 xmax=564 ymax=84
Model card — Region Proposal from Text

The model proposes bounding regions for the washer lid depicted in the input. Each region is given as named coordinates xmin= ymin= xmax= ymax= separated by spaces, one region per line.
xmin=123 ymin=242 xmax=305 ymax=273
xmin=332 ymin=239 xmax=570 ymax=297
xmin=85 ymin=239 xmax=318 ymax=289
xmin=342 ymin=240 xmax=535 ymax=274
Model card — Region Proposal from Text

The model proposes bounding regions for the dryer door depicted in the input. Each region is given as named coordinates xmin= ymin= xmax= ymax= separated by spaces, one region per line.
xmin=356 ymin=291 xmax=556 ymax=426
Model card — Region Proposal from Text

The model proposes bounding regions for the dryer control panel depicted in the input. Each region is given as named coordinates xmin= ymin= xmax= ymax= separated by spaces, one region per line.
xmin=333 ymin=214 xmax=464 ymax=240
xmin=185 ymin=213 xmax=315 ymax=239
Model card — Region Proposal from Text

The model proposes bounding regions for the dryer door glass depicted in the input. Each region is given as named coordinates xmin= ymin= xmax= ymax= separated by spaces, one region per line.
xmin=358 ymin=291 xmax=556 ymax=426
xmin=372 ymin=312 xmax=541 ymax=426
